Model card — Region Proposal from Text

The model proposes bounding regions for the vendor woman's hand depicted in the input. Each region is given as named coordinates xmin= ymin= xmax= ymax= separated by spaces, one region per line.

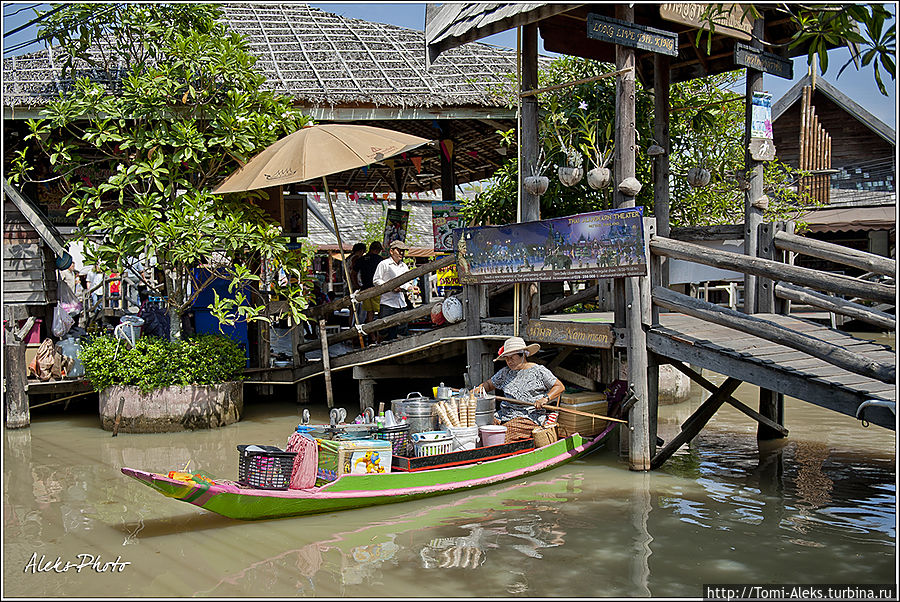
xmin=535 ymin=396 xmax=549 ymax=409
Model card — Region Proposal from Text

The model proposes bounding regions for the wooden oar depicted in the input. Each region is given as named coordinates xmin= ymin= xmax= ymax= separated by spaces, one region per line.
xmin=492 ymin=394 xmax=628 ymax=424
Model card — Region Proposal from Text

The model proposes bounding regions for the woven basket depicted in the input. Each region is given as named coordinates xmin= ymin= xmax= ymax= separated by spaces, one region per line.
xmin=532 ymin=423 xmax=558 ymax=447
xmin=503 ymin=417 xmax=539 ymax=443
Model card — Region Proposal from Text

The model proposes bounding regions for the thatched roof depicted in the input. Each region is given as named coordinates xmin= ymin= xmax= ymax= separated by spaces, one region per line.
xmin=3 ymin=3 xmax=521 ymax=193
xmin=3 ymin=3 xmax=518 ymax=111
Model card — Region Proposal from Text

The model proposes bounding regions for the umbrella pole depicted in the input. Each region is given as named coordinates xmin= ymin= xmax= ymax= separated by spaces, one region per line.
xmin=319 ymin=176 xmax=366 ymax=408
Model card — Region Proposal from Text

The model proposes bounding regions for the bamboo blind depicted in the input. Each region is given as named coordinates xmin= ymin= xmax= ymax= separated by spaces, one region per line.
xmin=798 ymin=86 xmax=832 ymax=204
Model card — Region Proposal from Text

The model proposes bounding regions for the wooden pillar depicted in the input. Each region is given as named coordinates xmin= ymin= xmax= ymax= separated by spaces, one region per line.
xmin=296 ymin=380 xmax=311 ymax=406
xmin=652 ymin=53 xmax=671 ymax=287
xmin=394 ymin=166 xmax=406 ymax=212
xmin=743 ymin=18 xmax=765 ymax=314
xmin=520 ymin=24 xmax=540 ymax=223
xmin=359 ymin=378 xmax=376 ymax=414
xmin=318 ymin=317 xmax=334 ymax=408
xmin=464 ymin=284 xmax=488 ymax=388
xmin=757 ymin=222 xmax=786 ymax=440
xmin=614 ymin=4 xmax=649 ymax=471
xmin=4 ymin=314 xmax=33 ymax=429
xmin=439 ymin=121 xmax=456 ymax=206
xmin=521 ymin=23 xmax=541 ymax=320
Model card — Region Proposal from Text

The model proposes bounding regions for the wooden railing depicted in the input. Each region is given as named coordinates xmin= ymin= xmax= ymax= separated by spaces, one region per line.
xmin=648 ymin=225 xmax=896 ymax=385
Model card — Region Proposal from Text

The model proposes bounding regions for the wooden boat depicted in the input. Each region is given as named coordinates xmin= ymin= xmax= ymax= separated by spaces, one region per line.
xmin=121 ymin=424 xmax=616 ymax=521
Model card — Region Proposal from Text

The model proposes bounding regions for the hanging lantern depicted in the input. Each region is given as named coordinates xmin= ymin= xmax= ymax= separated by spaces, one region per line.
xmin=524 ymin=175 xmax=549 ymax=195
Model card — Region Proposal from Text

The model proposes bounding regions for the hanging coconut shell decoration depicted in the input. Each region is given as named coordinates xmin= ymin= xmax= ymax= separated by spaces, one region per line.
xmin=586 ymin=167 xmax=611 ymax=190
xmin=558 ymin=166 xmax=583 ymax=187
xmin=618 ymin=177 xmax=642 ymax=197
xmin=687 ymin=167 xmax=711 ymax=188
xmin=524 ymin=175 xmax=549 ymax=196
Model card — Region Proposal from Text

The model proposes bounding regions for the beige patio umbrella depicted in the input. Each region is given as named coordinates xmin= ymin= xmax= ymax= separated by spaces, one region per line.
xmin=214 ymin=124 xmax=431 ymax=195
xmin=214 ymin=124 xmax=433 ymax=407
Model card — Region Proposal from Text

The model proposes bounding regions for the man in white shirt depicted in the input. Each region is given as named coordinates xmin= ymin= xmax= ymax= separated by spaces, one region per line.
xmin=372 ymin=239 xmax=419 ymax=341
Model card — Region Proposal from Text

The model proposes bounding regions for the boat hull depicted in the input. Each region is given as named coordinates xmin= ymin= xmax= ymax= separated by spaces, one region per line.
xmin=121 ymin=425 xmax=615 ymax=520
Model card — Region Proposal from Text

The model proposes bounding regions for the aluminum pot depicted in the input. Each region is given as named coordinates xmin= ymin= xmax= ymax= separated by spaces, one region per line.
xmin=391 ymin=392 xmax=438 ymax=435
xmin=473 ymin=394 xmax=497 ymax=427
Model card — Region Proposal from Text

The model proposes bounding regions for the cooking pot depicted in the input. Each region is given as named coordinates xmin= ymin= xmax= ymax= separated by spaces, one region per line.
xmin=390 ymin=392 xmax=438 ymax=435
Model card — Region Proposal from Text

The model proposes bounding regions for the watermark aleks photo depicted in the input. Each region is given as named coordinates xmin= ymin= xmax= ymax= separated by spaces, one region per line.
xmin=24 ymin=553 xmax=132 ymax=574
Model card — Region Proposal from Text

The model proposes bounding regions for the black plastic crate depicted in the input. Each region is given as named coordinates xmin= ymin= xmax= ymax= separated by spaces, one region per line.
xmin=237 ymin=445 xmax=296 ymax=490
xmin=373 ymin=424 xmax=411 ymax=456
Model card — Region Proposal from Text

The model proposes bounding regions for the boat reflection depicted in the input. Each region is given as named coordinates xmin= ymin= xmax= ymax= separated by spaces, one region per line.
xmin=193 ymin=473 xmax=583 ymax=595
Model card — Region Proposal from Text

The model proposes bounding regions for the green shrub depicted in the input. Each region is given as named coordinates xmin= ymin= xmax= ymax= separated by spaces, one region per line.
xmin=80 ymin=335 xmax=246 ymax=393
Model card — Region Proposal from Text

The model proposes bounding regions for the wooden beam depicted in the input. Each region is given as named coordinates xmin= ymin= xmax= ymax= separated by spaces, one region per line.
xmin=539 ymin=284 xmax=599 ymax=314
xmin=519 ymin=67 xmax=631 ymax=97
xmin=352 ymin=364 xmax=460 ymax=380
xmin=652 ymin=286 xmax=895 ymax=384
xmin=668 ymin=360 xmax=789 ymax=437
xmin=306 ymin=254 xmax=455 ymax=317
xmin=776 ymin=283 xmax=895 ymax=331
xmin=650 ymin=236 xmax=895 ymax=304
xmin=774 ymin=231 xmax=896 ymax=277
xmin=651 ymin=377 xmax=742 ymax=469
xmin=554 ymin=365 xmax=599 ymax=391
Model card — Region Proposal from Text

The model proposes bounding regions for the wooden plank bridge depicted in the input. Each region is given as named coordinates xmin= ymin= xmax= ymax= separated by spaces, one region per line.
xmin=649 ymin=313 xmax=895 ymax=430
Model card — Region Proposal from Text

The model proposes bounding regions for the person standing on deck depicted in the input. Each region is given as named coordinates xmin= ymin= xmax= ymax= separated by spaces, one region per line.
xmin=355 ymin=240 xmax=384 ymax=344
xmin=473 ymin=336 xmax=565 ymax=427
xmin=347 ymin=242 xmax=367 ymax=330
xmin=372 ymin=240 xmax=419 ymax=341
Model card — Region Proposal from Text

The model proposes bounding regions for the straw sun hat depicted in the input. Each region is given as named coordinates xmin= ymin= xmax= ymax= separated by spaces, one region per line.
xmin=494 ymin=336 xmax=540 ymax=361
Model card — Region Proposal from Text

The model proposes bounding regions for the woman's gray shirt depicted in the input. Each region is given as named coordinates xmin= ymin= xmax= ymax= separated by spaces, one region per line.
xmin=490 ymin=364 xmax=557 ymax=425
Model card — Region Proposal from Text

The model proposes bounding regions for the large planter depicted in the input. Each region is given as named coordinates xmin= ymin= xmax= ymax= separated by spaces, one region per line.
xmin=99 ymin=382 xmax=243 ymax=433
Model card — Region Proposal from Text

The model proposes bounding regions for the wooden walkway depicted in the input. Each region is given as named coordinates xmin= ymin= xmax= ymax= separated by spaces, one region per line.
xmin=648 ymin=313 xmax=896 ymax=430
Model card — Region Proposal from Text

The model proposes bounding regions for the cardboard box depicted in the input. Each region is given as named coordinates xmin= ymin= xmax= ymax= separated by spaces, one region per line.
xmin=316 ymin=438 xmax=392 ymax=482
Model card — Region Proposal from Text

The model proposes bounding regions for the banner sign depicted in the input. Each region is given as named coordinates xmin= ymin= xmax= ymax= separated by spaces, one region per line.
xmin=735 ymin=43 xmax=793 ymax=79
xmin=587 ymin=13 xmax=678 ymax=57
xmin=659 ymin=3 xmax=752 ymax=41
xmin=432 ymin=200 xmax=464 ymax=253
xmin=750 ymin=91 xmax=773 ymax=139
xmin=455 ymin=207 xmax=647 ymax=285
xmin=435 ymin=259 xmax=463 ymax=296
xmin=383 ymin=208 xmax=409 ymax=250
xmin=525 ymin=319 xmax=614 ymax=349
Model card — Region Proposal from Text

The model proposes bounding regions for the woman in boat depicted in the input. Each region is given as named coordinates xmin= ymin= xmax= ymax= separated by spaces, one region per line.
xmin=473 ymin=336 xmax=565 ymax=427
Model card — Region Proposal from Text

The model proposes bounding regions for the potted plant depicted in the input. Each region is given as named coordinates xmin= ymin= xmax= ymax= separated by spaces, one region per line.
xmin=523 ymin=148 xmax=551 ymax=196
xmin=81 ymin=334 xmax=246 ymax=433
xmin=576 ymin=112 xmax=614 ymax=190
xmin=548 ymin=100 xmax=584 ymax=187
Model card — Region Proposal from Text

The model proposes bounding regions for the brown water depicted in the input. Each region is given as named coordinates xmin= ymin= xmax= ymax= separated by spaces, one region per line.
xmin=3 ymin=337 xmax=896 ymax=598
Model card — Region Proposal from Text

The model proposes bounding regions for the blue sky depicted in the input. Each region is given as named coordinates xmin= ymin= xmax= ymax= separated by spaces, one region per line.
xmin=3 ymin=2 xmax=896 ymax=128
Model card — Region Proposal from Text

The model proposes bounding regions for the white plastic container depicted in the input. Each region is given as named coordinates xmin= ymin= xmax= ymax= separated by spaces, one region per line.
xmin=479 ymin=425 xmax=507 ymax=447
xmin=448 ymin=425 xmax=479 ymax=451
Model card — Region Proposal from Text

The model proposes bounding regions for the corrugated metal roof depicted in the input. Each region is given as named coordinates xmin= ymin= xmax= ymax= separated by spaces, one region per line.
xmin=801 ymin=204 xmax=896 ymax=233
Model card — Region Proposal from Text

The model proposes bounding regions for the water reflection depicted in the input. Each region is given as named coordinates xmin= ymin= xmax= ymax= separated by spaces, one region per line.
xmin=4 ymin=385 xmax=895 ymax=598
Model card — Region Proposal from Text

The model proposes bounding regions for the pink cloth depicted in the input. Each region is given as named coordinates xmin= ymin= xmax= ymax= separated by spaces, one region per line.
xmin=286 ymin=432 xmax=318 ymax=489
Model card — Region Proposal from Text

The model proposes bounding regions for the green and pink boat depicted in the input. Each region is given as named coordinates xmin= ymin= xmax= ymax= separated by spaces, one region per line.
xmin=121 ymin=424 xmax=616 ymax=521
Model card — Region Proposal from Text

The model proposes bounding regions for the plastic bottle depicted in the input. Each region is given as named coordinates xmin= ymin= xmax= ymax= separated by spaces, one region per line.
xmin=376 ymin=411 xmax=385 ymax=429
